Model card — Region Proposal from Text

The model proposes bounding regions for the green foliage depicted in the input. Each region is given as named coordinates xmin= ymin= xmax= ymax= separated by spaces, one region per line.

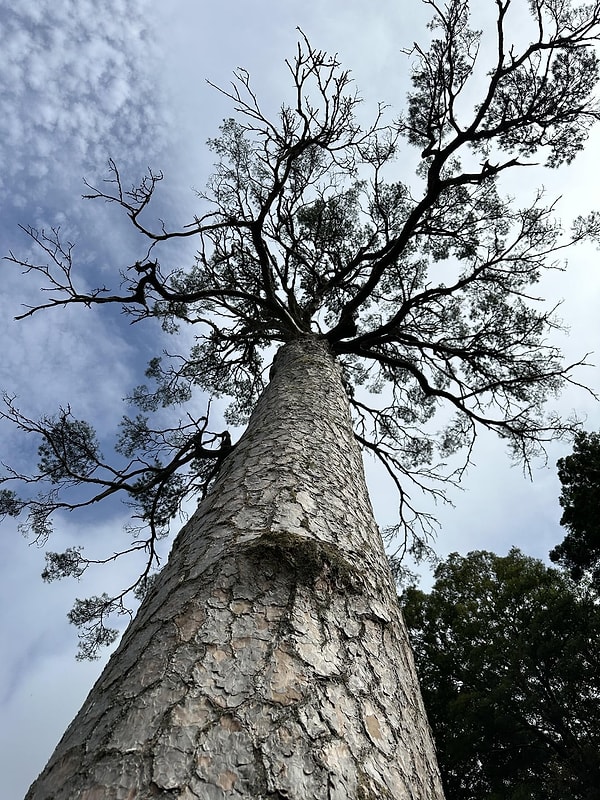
xmin=67 ymin=594 xmax=120 ymax=661
xmin=406 ymin=0 xmax=600 ymax=167
xmin=5 ymin=3 xmax=600 ymax=656
xmin=130 ymin=468 xmax=187 ymax=529
xmin=550 ymin=430 xmax=600 ymax=587
xmin=0 ymin=488 xmax=23 ymax=518
xmin=0 ymin=393 xmax=231 ymax=658
xmin=37 ymin=412 xmax=101 ymax=484
xmin=402 ymin=549 xmax=600 ymax=799
xmin=128 ymin=357 xmax=193 ymax=412
xmin=42 ymin=547 xmax=86 ymax=582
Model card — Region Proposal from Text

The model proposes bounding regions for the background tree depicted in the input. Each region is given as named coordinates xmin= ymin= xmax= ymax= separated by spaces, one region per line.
xmin=402 ymin=548 xmax=600 ymax=800
xmin=550 ymin=430 xmax=600 ymax=588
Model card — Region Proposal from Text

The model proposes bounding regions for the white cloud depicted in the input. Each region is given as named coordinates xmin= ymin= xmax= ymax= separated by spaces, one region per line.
xmin=0 ymin=6 xmax=177 ymax=785
xmin=0 ymin=0 xmax=171 ymax=219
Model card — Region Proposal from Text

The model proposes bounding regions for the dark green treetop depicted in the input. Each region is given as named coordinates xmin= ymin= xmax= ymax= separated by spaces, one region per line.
xmin=550 ymin=430 xmax=600 ymax=588
xmin=3 ymin=1 xmax=600 ymax=657
xmin=402 ymin=548 xmax=600 ymax=800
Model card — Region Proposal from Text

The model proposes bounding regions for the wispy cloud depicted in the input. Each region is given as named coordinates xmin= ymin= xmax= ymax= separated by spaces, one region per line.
xmin=1 ymin=9 xmax=175 ymax=793
xmin=0 ymin=0 xmax=170 ymax=211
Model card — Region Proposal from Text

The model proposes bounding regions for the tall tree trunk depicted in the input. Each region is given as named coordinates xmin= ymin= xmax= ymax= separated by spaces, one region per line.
xmin=26 ymin=337 xmax=445 ymax=800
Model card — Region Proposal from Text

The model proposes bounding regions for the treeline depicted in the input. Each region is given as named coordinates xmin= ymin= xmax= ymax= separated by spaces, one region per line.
xmin=402 ymin=431 xmax=600 ymax=799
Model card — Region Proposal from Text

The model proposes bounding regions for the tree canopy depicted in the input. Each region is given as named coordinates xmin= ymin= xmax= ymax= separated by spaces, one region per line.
xmin=550 ymin=430 xmax=600 ymax=588
xmin=402 ymin=548 xmax=600 ymax=800
xmin=3 ymin=0 xmax=600 ymax=657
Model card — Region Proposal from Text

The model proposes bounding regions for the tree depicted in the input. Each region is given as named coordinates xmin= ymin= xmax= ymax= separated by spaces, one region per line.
xmin=3 ymin=1 xmax=600 ymax=797
xmin=402 ymin=549 xmax=600 ymax=800
xmin=550 ymin=430 xmax=600 ymax=588
xmin=20 ymin=338 xmax=446 ymax=798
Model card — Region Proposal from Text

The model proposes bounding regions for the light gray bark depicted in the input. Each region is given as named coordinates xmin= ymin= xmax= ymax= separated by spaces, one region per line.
xmin=26 ymin=336 xmax=445 ymax=799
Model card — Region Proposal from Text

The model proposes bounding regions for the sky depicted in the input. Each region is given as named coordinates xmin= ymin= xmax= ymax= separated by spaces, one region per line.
xmin=1 ymin=1 xmax=599 ymax=796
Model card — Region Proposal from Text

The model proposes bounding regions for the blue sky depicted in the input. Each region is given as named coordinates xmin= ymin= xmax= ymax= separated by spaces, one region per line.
xmin=1 ymin=1 xmax=599 ymax=796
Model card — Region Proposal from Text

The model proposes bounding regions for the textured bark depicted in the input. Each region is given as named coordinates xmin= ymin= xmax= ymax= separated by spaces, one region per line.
xmin=26 ymin=337 xmax=445 ymax=800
